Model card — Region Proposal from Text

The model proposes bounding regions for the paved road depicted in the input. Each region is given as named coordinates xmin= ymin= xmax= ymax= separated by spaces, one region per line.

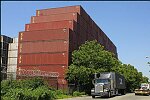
xmin=58 ymin=93 xmax=150 ymax=100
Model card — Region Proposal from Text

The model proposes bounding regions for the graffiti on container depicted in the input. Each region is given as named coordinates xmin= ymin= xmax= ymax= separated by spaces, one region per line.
xmin=17 ymin=68 xmax=59 ymax=77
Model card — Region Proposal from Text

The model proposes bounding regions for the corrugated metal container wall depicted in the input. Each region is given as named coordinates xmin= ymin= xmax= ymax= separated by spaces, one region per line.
xmin=31 ymin=12 xmax=78 ymax=23
xmin=99 ymin=31 xmax=105 ymax=47
xmin=36 ymin=6 xmax=89 ymax=22
xmin=97 ymin=29 xmax=103 ymax=45
xmin=46 ymin=78 xmax=58 ymax=88
xmin=77 ymin=25 xmax=87 ymax=45
xmin=1 ymin=50 xmax=7 ymax=58
xmin=8 ymin=58 xmax=17 ymax=65
xmin=8 ymin=51 xmax=18 ymax=58
xmin=74 ymin=34 xmax=78 ymax=50
xmin=88 ymin=16 xmax=93 ymax=28
xmin=31 ymin=12 xmax=88 ymax=33
xmin=36 ymin=6 xmax=80 ymax=16
xmin=18 ymin=52 xmax=68 ymax=66
xmin=17 ymin=65 xmax=68 ymax=78
xmin=79 ymin=15 xmax=88 ymax=31
xmin=19 ymin=28 xmax=69 ymax=42
xmin=69 ymin=30 xmax=77 ymax=52
xmin=91 ymin=20 xmax=97 ymax=33
xmin=9 ymin=43 xmax=18 ymax=50
xmin=19 ymin=41 xmax=68 ymax=54
xmin=25 ymin=20 xmax=77 ymax=32
xmin=7 ymin=68 xmax=17 ymax=80
xmin=57 ymin=78 xmax=68 ymax=89
xmin=2 ymin=42 xmax=9 ymax=50
xmin=7 ymin=65 xmax=17 ymax=72
xmin=13 ymin=38 xmax=18 ymax=43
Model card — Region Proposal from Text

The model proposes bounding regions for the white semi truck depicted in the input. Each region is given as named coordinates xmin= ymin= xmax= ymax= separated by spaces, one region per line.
xmin=135 ymin=83 xmax=150 ymax=96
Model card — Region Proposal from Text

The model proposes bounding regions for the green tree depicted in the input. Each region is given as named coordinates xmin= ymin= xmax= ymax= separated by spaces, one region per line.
xmin=72 ymin=40 xmax=119 ymax=70
xmin=141 ymin=76 xmax=149 ymax=83
xmin=66 ymin=40 xmax=148 ymax=93
xmin=66 ymin=40 xmax=120 ymax=93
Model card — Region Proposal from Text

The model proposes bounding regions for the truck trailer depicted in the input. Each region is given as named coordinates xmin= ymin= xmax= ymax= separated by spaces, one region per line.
xmin=91 ymin=72 xmax=126 ymax=98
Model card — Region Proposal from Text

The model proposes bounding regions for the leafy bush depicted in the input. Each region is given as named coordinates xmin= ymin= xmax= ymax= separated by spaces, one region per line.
xmin=32 ymin=86 xmax=54 ymax=100
xmin=73 ymin=91 xmax=85 ymax=97
xmin=1 ymin=78 xmax=56 ymax=100
xmin=1 ymin=77 xmax=73 ymax=100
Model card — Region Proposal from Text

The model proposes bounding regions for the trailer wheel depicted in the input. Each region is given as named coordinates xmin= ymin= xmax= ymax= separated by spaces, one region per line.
xmin=92 ymin=96 xmax=95 ymax=98
xmin=122 ymin=90 xmax=126 ymax=95
xmin=135 ymin=93 xmax=138 ymax=95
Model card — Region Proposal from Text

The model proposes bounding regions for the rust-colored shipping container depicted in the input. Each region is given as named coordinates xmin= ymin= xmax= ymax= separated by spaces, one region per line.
xmin=31 ymin=12 xmax=88 ymax=31
xmin=77 ymin=26 xmax=87 ymax=45
xmin=25 ymin=20 xmax=77 ymax=32
xmin=98 ymin=29 xmax=104 ymax=45
xmin=36 ymin=5 xmax=90 ymax=24
xmin=18 ymin=52 xmax=68 ymax=66
xmin=17 ymin=65 xmax=68 ymax=78
xmin=19 ymin=28 xmax=70 ymax=42
xmin=16 ymin=75 xmax=67 ymax=90
xmin=79 ymin=15 xmax=88 ymax=31
xmin=16 ymin=5 xmax=118 ymax=90
xmin=72 ymin=33 xmax=78 ymax=50
xmin=88 ymin=16 xmax=93 ymax=28
xmin=28 ymin=5 xmax=117 ymax=57
xmin=18 ymin=40 xmax=68 ymax=54
xmin=69 ymin=31 xmax=77 ymax=52
xmin=31 ymin=12 xmax=78 ymax=23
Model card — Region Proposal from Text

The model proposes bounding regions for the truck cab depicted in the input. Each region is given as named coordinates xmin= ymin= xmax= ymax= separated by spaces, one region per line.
xmin=91 ymin=78 xmax=111 ymax=98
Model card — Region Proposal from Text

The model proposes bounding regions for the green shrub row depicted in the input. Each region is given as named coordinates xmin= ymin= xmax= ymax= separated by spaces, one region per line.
xmin=73 ymin=91 xmax=85 ymax=97
xmin=1 ymin=77 xmax=72 ymax=100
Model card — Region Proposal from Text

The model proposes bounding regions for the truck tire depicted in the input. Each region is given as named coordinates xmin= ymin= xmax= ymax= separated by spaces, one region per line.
xmin=92 ymin=95 xmax=95 ymax=98
xmin=122 ymin=90 xmax=126 ymax=95
xmin=92 ymin=96 xmax=95 ymax=98
xmin=120 ymin=89 xmax=125 ymax=95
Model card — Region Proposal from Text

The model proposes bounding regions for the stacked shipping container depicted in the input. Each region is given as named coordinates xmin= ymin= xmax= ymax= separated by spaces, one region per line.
xmin=17 ymin=29 xmax=73 ymax=89
xmin=35 ymin=5 xmax=117 ymax=56
xmin=17 ymin=5 xmax=118 ymax=89
xmin=1 ymin=35 xmax=13 ymax=81
xmin=7 ymin=38 xmax=18 ymax=80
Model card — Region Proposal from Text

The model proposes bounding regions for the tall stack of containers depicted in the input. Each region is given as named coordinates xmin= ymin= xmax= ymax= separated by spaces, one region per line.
xmin=1 ymin=35 xmax=13 ymax=81
xmin=7 ymin=38 xmax=18 ymax=80
xmin=17 ymin=29 xmax=74 ymax=89
xmin=17 ymin=5 xmax=118 ymax=89
xmin=35 ymin=5 xmax=117 ymax=56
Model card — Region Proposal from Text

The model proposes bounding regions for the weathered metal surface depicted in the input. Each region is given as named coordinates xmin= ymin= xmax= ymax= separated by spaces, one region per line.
xmin=31 ymin=12 xmax=78 ymax=23
xmin=8 ymin=58 xmax=17 ymax=65
xmin=19 ymin=28 xmax=70 ymax=42
xmin=18 ymin=52 xmax=68 ymax=65
xmin=25 ymin=20 xmax=77 ymax=32
xmin=17 ymin=65 xmax=68 ymax=78
xmin=8 ymin=50 xmax=18 ymax=58
xmin=19 ymin=40 xmax=68 ymax=53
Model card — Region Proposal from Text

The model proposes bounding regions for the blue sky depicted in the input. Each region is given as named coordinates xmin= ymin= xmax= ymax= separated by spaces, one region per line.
xmin=1 ymin=1 xmax=150 ymax=80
